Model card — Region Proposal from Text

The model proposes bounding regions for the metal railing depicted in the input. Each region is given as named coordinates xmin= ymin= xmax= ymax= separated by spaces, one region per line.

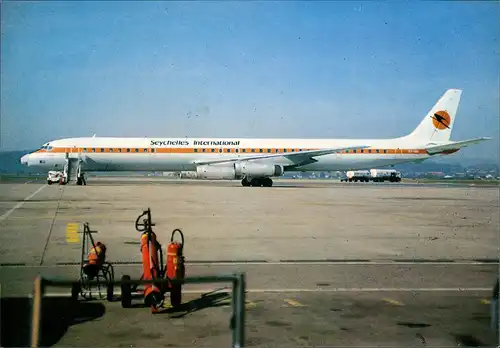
xmin=30 ymin=273 xmax=246 ymax=348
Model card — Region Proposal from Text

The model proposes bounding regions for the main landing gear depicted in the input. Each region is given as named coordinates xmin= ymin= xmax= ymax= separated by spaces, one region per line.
xmin=241 ymin=177 xmax=273 ymax=187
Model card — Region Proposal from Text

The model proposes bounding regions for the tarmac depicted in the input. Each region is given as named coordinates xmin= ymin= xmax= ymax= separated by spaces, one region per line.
xmin=0 ymin=177 xmax=499 ymax=347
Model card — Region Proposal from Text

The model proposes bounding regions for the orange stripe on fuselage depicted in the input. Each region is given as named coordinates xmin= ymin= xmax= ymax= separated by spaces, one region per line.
xmin=32 ymin=147 xmax=429 ymax=155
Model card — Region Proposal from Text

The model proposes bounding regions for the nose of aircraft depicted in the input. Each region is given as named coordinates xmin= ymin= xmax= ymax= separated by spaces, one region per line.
xmin=20 ymin=154 xmax=29 ymax=166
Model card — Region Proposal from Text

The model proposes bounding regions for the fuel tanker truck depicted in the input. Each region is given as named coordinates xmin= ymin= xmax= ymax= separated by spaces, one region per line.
xmin=369 ymin=169 xmax=402 ymax=182
xmin=341 ymin=170 xmax=371 ymax=182
xmin=341 ymin=169 xmax=402 ymax=182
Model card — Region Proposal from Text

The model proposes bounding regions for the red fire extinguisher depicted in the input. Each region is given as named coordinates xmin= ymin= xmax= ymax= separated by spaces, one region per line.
xmin=140 ymin=230 xmax=162 ymax=307
xmin=166 ymin=229 xmax=184 ymax=307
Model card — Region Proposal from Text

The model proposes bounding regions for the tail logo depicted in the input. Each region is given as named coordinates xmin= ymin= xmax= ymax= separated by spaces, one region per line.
xmin=431 ymin=110 xmax=451 ymax=130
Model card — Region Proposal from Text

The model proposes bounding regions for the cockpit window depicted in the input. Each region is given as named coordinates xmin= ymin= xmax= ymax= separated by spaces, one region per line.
xmin=39 ymin=145 xmax=53 ymax=151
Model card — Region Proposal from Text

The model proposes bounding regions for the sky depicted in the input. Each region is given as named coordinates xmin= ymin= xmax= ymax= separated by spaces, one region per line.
xmin=1 ymin=1 xmax=499 ymax=162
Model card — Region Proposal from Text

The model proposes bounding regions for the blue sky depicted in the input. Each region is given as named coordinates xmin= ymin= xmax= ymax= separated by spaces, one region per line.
xmin=1 ymin=1 xmax=498 ymax=161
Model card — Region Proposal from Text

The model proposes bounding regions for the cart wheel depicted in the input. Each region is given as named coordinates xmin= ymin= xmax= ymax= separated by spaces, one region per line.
xmin=107 ymin=281 xmax=114 ymax=302
xmin=170 ymin=284 xmax=182 ymax=308
xmin=121 ymin=275 xmax=132 ymax=308
xmin=71 ymin=282 xmax=81 ymax=301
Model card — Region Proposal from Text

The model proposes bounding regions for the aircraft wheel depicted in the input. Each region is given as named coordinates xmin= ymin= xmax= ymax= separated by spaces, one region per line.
xmin=262 ymin=178 xmax=273 ymax=187
xmin=250 ymin=178 xmax=261 ymax=187
xmin=241 ymin=178 xmax=250 ymax=187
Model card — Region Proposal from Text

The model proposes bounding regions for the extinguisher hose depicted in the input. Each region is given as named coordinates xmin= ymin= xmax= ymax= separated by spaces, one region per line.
xmin=158 ymin=245 xmax=164 ymax=277
xmin=171 ymin=229 xmax=184 ymax=246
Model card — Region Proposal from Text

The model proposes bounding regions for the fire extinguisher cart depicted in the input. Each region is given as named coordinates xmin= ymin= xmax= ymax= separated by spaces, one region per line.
xmin=120 ymin=208 xmax=185 ymax=313
xmin=71 ymin=222 xmax=115 ymax=301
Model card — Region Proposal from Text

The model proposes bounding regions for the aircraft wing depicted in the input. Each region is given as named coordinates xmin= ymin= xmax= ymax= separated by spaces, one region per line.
xmin=426 ymin=137 xmax=491 ymax=155
xmin=194 ymin=145 xmax=370 ymax=166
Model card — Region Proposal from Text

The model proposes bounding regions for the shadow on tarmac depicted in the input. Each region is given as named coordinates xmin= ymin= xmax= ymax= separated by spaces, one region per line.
xmin=454 ymin=334 xmax=490 ymax=347
xmin=1 ymin=296 xmax=105 ymax=347
xmin=163 ymin=291 xmax=231 ymax=318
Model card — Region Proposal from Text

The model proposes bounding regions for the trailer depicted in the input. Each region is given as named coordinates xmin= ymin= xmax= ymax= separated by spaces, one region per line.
xmin=341 ymin=170 xmax=371 ymax=182
xmin=341 ymin=169 xmax=402 ymax=183
xmin=369 ymin=169 xmax=402 ymax=182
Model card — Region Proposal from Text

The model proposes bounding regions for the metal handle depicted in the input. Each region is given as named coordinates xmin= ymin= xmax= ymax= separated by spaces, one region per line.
xmin=171 ymin=228 xmax=184 ymax=245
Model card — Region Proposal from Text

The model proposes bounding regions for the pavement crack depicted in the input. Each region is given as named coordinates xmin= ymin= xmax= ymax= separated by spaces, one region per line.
xmin=39 ymin=187 xmax=65 ymax=266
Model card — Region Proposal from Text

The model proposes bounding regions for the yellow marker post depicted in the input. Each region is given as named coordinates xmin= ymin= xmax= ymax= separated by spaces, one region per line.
xmin=383 ymin=298 xmax=404 ymax=306
xmin=480 ymin=299 xmax=490 ymax=305
xmin=66 ymin=223 xmax=80 ymax=244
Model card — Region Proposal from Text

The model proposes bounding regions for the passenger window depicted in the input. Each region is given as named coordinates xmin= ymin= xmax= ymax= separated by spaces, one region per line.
xmin=92 ymin=148 xmax=96 ymax=152
xmin=100 ymin=148 xmax=104 ymax=152
xmin=110 ymin=148 xmax=114 ymax=152
xmin=211 ymin=149 xmax=215 ymax=153
xmin=194 ymin=149 xmax=198 ymax=152
xmin=353 ymin=150 xmax=357 ymax=153
xmin=83 ymin=148 xmax=87 ymax=152
xmin=383 ymin=150 xmax=387 ymax=153
xmin=360 ymin=149 xmax=364 ymax=153
xmin=226 ymin=149 xmax=231 ymax=153
xmin=236 ymin=149 xmax=239 ymax=153
xmin=127 ymin=148 xmax=130 ymax=152
xmin=143 ymin=148 xmax=147 ymax=152
xmin=135 ymin=148 xmax=139 ymax=153
xmin=267 ymin=149 xmax=271 ymax=153
xmin=118 ymin=148 xmax=122 ymax=152
xmin=260 ymin=149 xmax=263 ymax=153
xmin=219 ymin=149 xmax=222 ymax=153
xmin=251 ymin=149 xmax=255 ymax=153
xmin=202 ymin=149 xmax=206 ymax=152
xmin=151 ymin=148 xmax=155 ymax=153
xmin=242 ymin=149 xmax=246 ymax=153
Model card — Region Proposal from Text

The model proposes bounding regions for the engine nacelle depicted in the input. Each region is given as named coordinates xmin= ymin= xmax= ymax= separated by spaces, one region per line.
xmin=234 ymin=162 xmax=284 ymax=178
xmin=196 ymin=162 xmax=284 ymax=180
xmin=196 ymin=165 xmax=236 ymax=180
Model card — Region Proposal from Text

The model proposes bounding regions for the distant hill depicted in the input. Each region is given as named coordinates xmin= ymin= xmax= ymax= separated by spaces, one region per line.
xmin=0 ymin=150 xmax=42 ymax=174
xmin=393 ymin=160 xmax=498 ymax=173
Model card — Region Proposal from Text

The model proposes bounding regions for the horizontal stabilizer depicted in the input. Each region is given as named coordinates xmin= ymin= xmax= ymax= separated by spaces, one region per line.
xmin=426 ymin=137 xmax=491 ymax=155
xmin=194 ymin=145 xmax=370 ymax=166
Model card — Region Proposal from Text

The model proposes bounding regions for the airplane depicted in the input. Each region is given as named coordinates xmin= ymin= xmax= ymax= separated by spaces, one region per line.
xmin=20 ymin=89 xmax=491 ymax=187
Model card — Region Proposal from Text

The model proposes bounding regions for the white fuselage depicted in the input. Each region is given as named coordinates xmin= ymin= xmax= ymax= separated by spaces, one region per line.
xmin=19 ymin=89 xmax=486 ymax=184
xmin=21 ymin=136 xmax=439 ymax=173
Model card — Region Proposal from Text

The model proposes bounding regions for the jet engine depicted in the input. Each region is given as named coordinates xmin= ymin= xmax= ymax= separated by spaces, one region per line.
xmin=196 ymin=162 xmax=284 ymax=180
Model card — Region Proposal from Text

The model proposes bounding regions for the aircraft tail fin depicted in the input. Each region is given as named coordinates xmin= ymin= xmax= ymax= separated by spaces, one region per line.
xmin=405 ymin=89 xmax=462 ymax=142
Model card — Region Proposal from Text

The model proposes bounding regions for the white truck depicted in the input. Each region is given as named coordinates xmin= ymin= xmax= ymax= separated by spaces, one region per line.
xmin=369 ymin=169 xmax=402 ymax=182
xmin=47 ymin=170 xmax=67 ymax=185
xmin=341 ymin=169 xmax=402 ymax=183
xmin=341 ymin=170 xmax=371 ymax=182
